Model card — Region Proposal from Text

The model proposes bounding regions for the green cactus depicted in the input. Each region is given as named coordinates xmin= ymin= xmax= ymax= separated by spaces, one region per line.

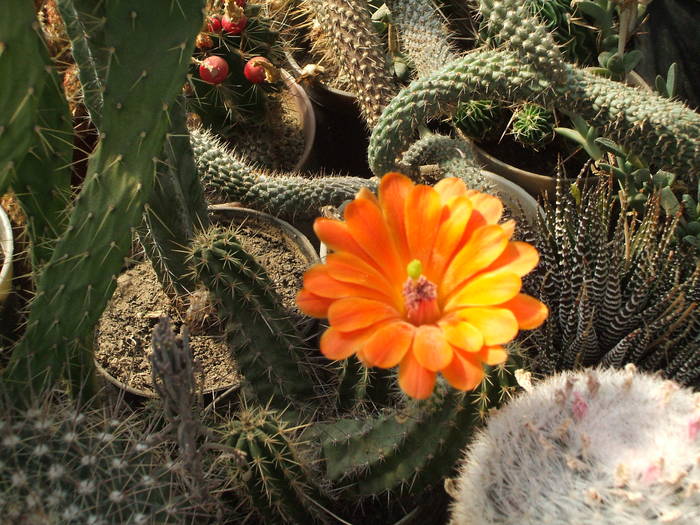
xmin=3 ymin=0 xmax=206 ymax=401
xmin=369 ymin=0 xmax=700 ymax=181
xmin=190 ymin=126 xmax=377 ymax=221
xmin=301 ymin=0 xmax=399 ymax=128
xmin=0 ymin=386 xmax=192 ymax=523
xmin=526 ymin=177 xmax=700 ymax=388
xmin=453 ymin=99 xmax=506 ymax=142
xmin=219 ymin=402 xmax=333 ymax=524
xmin=509 ymin=103 xmax=554 ymax=149
xmin=189 ymin=225 xmax=324 ymax=413
xmin=449 ymin=367 xmax=700 ymax=524
xmin=384 ymin=0 xmax=459 ymax=79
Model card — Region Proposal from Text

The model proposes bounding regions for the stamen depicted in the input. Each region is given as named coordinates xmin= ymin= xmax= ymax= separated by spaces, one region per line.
xmin=403 ymin=275 xmax=440 ymax=325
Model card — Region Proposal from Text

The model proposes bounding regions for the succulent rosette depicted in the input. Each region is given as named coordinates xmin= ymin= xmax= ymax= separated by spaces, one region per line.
xmin=296 ymin=173 xmax=548 ymax=399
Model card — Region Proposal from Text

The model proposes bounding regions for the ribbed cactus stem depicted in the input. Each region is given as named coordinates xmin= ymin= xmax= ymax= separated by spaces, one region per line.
xmin=449 ymin=367 xmax=700 ymax=525
xmin=385 ymin=0 xmax=459 ymax=77
xmin=190 ymin=127 xmax=377 ymax=220
xmin=190 ymin=226 xmax=322 ymax=413
xmin=303 ymin=0 xmax=399 ymax=127
xmin=478 ymin=0 xmax=567 ymax=82
xmin=369 ymin=50 xmax=700 ymax=180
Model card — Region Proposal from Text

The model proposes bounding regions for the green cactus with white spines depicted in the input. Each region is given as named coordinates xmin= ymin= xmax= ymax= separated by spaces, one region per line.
xmin=190 ymin=126 xmax=377 ymax=220
xmin=449 ymin=367 xmax=700 ymax=525
xmin=369 ymin=0 xmax=700 ymax=181
xmin=301 ymin=0 xmax=399 ymax=128
xmin=2 ymin=0 xmax=206 ymax=401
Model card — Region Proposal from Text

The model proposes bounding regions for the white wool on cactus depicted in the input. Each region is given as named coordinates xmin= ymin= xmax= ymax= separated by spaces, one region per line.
xmin=448 ymin=365 xmax=700 ymax=525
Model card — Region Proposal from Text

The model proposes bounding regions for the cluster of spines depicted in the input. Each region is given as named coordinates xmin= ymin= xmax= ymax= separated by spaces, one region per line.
xmin=219 ymin=403 xmax=332 ymax=524
xmin=526 ymin=177 xmax=700 ymax=388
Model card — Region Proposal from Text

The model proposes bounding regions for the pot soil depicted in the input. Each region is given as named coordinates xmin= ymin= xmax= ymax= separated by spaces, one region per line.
xmin=96 ymin=208 xmax=319 ymax=397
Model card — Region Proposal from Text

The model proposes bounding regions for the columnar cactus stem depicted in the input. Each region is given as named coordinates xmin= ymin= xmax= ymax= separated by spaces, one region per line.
xmin=303 ymin=0 xmax=399 ymax=127
xmin=4 ymin=0 xmax=206 ymax=401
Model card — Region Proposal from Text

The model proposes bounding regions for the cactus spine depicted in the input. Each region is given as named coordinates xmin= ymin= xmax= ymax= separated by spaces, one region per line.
xmin=449 ymin=367 xmax=700 ymax=525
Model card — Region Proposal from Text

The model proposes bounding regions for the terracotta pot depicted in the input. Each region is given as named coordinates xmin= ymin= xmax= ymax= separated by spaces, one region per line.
xmin=469 ymin=71 xmax=652 ymax=199
xmin=0 ymin=204 xmax=13 ymax=305
xmin=96 ymin=206 xmax=320 ymax=399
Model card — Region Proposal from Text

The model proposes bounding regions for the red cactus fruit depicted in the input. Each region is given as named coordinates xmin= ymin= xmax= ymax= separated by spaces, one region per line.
xmin=244 ymin=57 xmax=274 ymax=84
xmin=206 ymin=16 xmax=222 ymax=32
xmin=199 ymin=56 xmax=229 ymax=85
xmin=222 ymin=14 xmax=247 ymax=35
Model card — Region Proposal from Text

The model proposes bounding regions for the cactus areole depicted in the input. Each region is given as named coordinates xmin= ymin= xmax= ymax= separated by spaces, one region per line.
xmin=244 ymin=56 xmax=273 ymax=84
xmin=199 ymin=56 xmax=229 ymax=84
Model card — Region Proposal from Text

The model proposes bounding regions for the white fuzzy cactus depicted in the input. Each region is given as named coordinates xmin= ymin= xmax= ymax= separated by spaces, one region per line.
xmin=449 ymin=366 xmax=700 ymax=525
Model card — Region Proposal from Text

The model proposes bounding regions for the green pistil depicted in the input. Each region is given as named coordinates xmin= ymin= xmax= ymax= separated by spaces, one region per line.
xmin=407 ymin=259 xmax=422 ymax=280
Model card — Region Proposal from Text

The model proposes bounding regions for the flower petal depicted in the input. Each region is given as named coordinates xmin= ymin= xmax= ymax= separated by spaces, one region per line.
xmin=379 ymin=172 xmax=413 ymax=261
xmin=497 ymin=294 xmax=549 ymax=329
xmin=442 ymin=350 xmax=485 ymax=391
xmin=441 ymin=225 xmax=509 ymax=296
xmin=445 ymin=271 xmax=521 ymax=310
xmin=405 ymin=185 xmax=443 ymax=267
xmin=356 ymin=186 xmax=379 ymax=205
xmin=344 ymin=198 xmax=404 ymax=285
xmin=413 ymin=324 xmax=453 ymax=372
xmin=303 ymin=265 xmax=390 ymax=302
xmin=434 ymin=177 xmax=467 ymax=202
xmin=328 ymin=297 xmax=399 ymax=332
xmin=314 ymin=218 xmax=373 ymax=266
xmin=428 ymin=195 xmax=473 ymax=280
xmin=296 ymin=289 xmax=333 ymax=318
xmin=457 ymin=307 xmax=519 ymax=346
xmin=325 ymin=252 xmax=398 ymax=306
xmin=320 ymin=326 xmax=371 ymax=360
xmin=363 ymin=321 xmax=415 ymax=368
xmin=465 ymin=191 xmax=503 ymax=224
xmin=483 ymin=241 xmax=539 ymax=277
xmin=439 ymin=318 xmax=484 ymax=352
xmin=398 ymin=351 xmax=437 ymax=400
xmin=479 ymin=345 xmax=508 ymax=366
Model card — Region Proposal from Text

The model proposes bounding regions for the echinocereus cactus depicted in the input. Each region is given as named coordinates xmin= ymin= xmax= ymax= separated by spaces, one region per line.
xmin=296 ymin=172 xmax=548 ymax=399
xmin=449 ymin=367 xmax=700 ymax=525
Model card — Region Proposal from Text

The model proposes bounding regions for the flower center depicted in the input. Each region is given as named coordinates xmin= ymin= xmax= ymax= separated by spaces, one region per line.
xmin=402 ymin=260 xmax=440 ymax=325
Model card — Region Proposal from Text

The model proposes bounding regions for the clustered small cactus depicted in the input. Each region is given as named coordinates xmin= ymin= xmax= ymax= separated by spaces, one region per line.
xmin=0 ymin=387 xmax=191 ymax=523
xmin=449 ymin=367 xmax=700 ymax=524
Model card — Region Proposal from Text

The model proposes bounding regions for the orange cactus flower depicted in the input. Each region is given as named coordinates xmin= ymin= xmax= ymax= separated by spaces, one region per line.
xmin=296 ymin=173 xmax=548 ymax=399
